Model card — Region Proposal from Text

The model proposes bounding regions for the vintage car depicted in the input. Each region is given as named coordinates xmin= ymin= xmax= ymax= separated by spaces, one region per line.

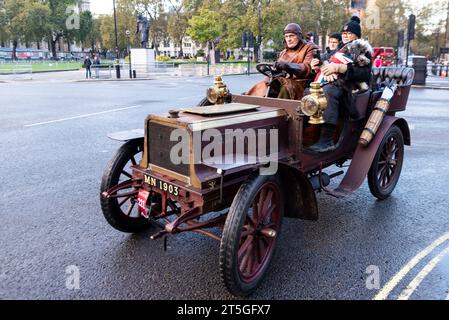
xmin=100 ymin=65 xmax=414 ymax=296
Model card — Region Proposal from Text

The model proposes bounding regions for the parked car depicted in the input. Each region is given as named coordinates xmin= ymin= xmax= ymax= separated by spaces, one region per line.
xmin=406 ymin=55 xmax=426 ymax=67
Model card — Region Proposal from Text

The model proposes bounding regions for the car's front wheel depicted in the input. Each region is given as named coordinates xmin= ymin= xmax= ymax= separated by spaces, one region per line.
xmin=100 ymin=139 xmax=152 ymax=233
xmin=219 ymin=173 xmax=284 ymax=296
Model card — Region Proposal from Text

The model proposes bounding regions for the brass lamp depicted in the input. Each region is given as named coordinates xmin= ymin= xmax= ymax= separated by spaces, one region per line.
xmin=299 ymin=82 xmax=328 ymax=125
xmin=206 ymin=75 xmax=230 ymax=104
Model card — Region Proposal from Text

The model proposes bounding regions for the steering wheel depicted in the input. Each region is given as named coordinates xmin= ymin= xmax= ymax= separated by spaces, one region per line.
xmin=256 ymin=63 xmax=286 ymax=78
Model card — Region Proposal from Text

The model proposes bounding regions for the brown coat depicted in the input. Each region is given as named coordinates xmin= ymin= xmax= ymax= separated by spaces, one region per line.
xmin=246 ymin=41 xmax=318 ymax=100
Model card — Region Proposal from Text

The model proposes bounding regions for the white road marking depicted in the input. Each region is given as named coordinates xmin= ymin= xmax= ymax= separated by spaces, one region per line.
xmin=373 ymin=231 xmax=449 ymax=300
xmin=398 ymin=244 xmax=449 ymax=300
xmin=176 ymin=95 xmax=204 ymax=101
xmin=24 ymin=105 xmax=142 ymax=127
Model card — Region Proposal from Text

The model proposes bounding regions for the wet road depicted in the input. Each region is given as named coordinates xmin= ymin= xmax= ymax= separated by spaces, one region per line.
xmin=0 ymin=75 xmax=448 ymax=300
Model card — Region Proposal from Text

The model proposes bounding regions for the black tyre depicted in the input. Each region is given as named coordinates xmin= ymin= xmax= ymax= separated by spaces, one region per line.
xmin=100 ymin=139 xmax=152 ymax=233
xmin=219 ymin=173 xmax=284 ymax=296
xmin=368 ymin=125 xmax=405 ymax=200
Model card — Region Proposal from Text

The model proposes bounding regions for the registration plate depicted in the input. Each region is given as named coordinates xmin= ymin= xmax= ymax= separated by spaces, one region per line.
xmin=137 ymin=190 xmax=150 ymax=218
xmin=144 ymin=174 xmax=180 ymax=196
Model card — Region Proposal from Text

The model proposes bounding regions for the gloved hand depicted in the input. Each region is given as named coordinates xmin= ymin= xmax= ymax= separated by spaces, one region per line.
xmin=324 ymin=73 xmax=338 ymax=83
xmin=322 ymin=63 xmax=348 ymax=76
xmin=274 ymin=60 xmax=289 ymax=71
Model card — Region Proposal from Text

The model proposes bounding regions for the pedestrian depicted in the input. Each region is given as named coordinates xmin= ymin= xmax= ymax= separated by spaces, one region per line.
xmin=93 ymin=55 xmax=101 ymax=79
xmin=83 ymin=55 xmax=92 ymax=79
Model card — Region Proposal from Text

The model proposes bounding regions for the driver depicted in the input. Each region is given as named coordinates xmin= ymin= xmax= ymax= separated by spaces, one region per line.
xmin=246 ymin=23 xmax=318 ymax=100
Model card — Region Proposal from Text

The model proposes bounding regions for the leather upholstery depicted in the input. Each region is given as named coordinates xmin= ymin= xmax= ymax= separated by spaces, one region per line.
xmin=371 ymin=67 xmax=415 ymax=89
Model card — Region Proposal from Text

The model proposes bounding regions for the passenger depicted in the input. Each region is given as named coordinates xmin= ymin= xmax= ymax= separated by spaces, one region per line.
xmin=309 ymin=16 xmax=373 ymax=152
xmin=322 ymin=32 xmax=342 ymax=61
xmin=246 ymin=23 xmax=318 ymax=100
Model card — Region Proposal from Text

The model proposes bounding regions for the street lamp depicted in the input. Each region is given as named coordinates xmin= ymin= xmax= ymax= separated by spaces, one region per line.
xmin=126 ymin=30 xmax=132 ymax=79
xmin=113 ymin=0 xmax=121 ymax=78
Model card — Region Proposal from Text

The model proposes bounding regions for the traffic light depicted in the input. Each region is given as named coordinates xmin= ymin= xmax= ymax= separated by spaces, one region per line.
xmin=248 ymin=32 xmax=253 ymax=48
xmin=408 ymin=14 xmax=416 ymax=41
xmin=242 ymin=32 xmax=247 ymax=49
xmin=398 ymin=30 xmax=405 ymax=47
xmin=242 ymin=31 xmax=254 ymax=48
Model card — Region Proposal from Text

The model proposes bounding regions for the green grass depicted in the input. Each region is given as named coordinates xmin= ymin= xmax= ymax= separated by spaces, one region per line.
xmin=0 ymin=62 xmax=81 ymax=73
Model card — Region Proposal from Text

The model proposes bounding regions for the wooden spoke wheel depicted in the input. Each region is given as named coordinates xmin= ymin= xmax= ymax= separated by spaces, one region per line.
xmin=368 ymin=125 xmax=405 ymax=200
xmin=100 ymin=139 xmax=152 ymax=233
xmin=219 ymin=174 xmax=284 ymax=296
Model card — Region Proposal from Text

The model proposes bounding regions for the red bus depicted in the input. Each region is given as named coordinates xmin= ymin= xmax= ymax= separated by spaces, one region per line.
xmin=373 ymin=47 xmax=395 ymax=66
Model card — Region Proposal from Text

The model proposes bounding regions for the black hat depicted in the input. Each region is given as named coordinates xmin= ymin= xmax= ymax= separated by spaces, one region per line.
xmin=329 ymin=32 xmax=342 ymax=42
xmin=284 ymin=23 xmax=303 ymax=37
xmin=341 ymin=16 xmax=361 ymax=38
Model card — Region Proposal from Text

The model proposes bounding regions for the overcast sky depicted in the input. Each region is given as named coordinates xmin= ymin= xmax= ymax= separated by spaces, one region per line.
xmin=90 ymin=0 xmax=441 ymax=15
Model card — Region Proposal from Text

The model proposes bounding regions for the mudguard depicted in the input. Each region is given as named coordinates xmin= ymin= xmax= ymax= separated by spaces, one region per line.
xmin=279 ymin=164 xmax=319 ymax=221
xmin=107 ymin=129 xmax=144 ymax=141
xmin=328 ymin=115 xmax=410 ymax=198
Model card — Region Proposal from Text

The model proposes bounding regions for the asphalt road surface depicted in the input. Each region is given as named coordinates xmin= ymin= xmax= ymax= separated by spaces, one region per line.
xmin=1 ymin=75 xmax=448 ymax=300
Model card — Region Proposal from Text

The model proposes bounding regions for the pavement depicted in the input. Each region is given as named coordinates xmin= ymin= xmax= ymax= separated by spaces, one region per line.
xmin=1 ymin=69 xmax=449 ymax=91
xmin=415 ymin=76 xmax=449 ymax=90
xmin=1 ymin=75 xmax=449 ymax=300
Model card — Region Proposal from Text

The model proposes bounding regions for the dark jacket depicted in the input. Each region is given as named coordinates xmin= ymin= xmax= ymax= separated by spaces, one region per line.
xmin=84 ymin=58 xmax=92 ymax=68
xmin=336 ymin=39 xmax=373 ymax=119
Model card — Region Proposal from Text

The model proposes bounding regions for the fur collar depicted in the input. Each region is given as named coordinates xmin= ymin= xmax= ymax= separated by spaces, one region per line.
xmin=341 ymin=39 xmax=373 ymax=66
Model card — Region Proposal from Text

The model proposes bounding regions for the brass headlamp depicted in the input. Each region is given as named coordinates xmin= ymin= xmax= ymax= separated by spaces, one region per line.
xmin=299 ymin=82 xmax=328 ymax=125
xmin=207 ymin=75 xmax=230 ymax=104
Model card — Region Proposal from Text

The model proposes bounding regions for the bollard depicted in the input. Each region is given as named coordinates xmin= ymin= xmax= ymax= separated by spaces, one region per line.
xmin=115 ymin=64 xmax=121 ymax=79
xmin=133 ymin=70 xmax=136 ymax=78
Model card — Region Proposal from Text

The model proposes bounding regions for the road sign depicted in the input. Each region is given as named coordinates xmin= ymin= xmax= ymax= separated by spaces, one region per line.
xmin=441 ymin=48 xmax=449 ymax=54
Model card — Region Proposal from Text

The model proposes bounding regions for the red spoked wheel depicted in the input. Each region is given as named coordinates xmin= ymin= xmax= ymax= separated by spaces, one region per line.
xmin=368 ymin=125 xmax=405 ymax=200
xmin=100 ymin=139 xmax=152 ymax=233
xmin=219 ymin=174 xmax=284 ymax=296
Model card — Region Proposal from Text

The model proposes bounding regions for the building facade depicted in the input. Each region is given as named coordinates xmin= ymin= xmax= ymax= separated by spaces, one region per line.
xmin=80 ymin=0 xmax=91 ymax=12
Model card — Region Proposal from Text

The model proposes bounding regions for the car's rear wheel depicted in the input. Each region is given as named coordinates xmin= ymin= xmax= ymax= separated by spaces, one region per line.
xmin=100 ymin=139 xmax=152 ymax=233
xmin=219 ymin=174 xmax=284 ymax=296
xmin=368 ymin=125 xmax=404 ymax=200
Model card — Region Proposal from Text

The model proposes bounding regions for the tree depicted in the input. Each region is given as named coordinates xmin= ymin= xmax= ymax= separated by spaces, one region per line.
xmin=150 ymin=12 xmax=168 ymax=54
xmin=98 ymin=14 xmax=115 ymax=51
xmin=187 ymin=6 xmax=222 ymax=63
xmin=4 ymin=0 xmax=29 ymax=59
xmin=43 ymin=0 xmax=80 ymax=58
xmin=23 ymin=2 xmax=51 ymax=49
xmin=410 ymin=1 xmax=446 ymax=59
xmin=362 ymin=0 xmax=407 ymax=47
xmin=167 ymin=0 xmax=190 ymax=58
xmin=0 ymin=0 xmax=7 ymax=47
xmin=78 ymin=10 xmax=95 ymax=51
